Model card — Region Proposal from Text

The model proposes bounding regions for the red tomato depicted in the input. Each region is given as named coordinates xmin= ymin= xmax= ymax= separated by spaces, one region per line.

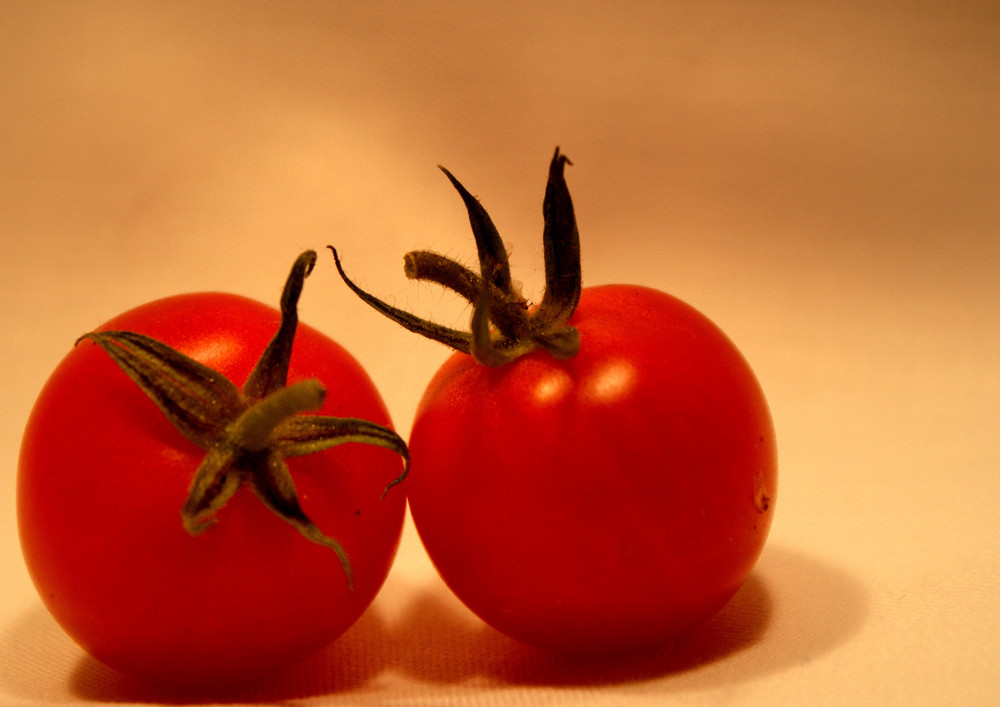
xmin=18 ymin=291 xmax=406 ymax=687
xmin=406 ymin=284 xmax=776 ymax=654
xmin=332 ymin=148 xmax=776 ymax=655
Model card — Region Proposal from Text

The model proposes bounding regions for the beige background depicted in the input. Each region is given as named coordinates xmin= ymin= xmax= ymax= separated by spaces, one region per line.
xmin=2 ymin=2 xmax=998 ymax=705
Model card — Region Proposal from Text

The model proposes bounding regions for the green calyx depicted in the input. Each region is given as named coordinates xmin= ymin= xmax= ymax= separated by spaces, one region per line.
xmin=78 ymin=251 xmax=408 ymax=589
xmin=332 ymin=147 xmax=583 ymax=367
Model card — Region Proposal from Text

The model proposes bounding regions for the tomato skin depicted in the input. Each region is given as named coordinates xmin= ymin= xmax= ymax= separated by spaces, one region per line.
xmin=17 ymin=292 xmax=405 ymax=687
xmin=407 ymin=284 xmax=776 ymax=654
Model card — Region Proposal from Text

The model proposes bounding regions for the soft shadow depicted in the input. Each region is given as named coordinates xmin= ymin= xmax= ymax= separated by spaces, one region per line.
xmin=3 ymin=546 xmax=867 ymax=699
xmin=67 ymin=605 xmax=393 ymax=704
xmin=391 ymin=544 xmax=867 ymax=687
xmin=389 ymin=574 xmax=771 ymax=686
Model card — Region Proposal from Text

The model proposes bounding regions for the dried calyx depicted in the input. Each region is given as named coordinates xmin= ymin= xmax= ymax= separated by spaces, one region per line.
xmin=331 ymin=147 xmax=583 ymax=367
xmin=78 ymin=251 xmax=408 ymax=589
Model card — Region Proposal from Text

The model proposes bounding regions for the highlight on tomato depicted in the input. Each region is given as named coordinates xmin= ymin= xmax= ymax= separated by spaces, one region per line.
xmin=332 ymin=149 xmax=777 ymax=655
xmin=17 ymin=251 xmax=408 ymax=688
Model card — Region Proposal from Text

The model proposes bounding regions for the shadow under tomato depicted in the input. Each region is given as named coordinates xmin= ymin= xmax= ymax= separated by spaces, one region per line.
xmin=391 ymin=544 xmax=867 ymax=688
xmin=388 ymin=572 xmax=771 ymax=687
xmin=67 ymin=604 xmax=394 ymax=704
xmin=4 ymin=545 xmax=868 ymax=700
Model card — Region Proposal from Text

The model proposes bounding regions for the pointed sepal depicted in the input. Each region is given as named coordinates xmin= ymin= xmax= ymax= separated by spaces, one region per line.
xmin=249 ymin=453 xmax=355 ymax=589
xmin=77 ymin=330 xmax=243 ymax=449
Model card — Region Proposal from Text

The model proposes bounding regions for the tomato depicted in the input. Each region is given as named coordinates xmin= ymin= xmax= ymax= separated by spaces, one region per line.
xmin=17 ymin=253 xmax=407 ymax=688
xmin=407 ymin=284 xmax=776 ymax=653
xmin=333 ymin=149 xmax=776 ymax=654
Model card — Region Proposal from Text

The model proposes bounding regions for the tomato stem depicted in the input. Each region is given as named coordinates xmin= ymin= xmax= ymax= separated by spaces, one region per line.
xmin=331 ymin=246 xmax=474 ymax=353
xmin=229 ymin=379 xmax=326 ymax=452
xmin=331 ymin=147 xmax=583 ymax=366
xmin=403 ymin=250 xmax=531 ymax=341
xmin=79 ymin=251 xmax=408 ymax=588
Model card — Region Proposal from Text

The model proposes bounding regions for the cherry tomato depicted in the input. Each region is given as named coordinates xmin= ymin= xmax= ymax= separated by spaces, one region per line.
xmin=18 ymin=253 xmax=407 ymax=687
xmin=334 ymin=149 xmax=776 ymax=654
xmin=407 ymin=284 xmax=776 ymax=653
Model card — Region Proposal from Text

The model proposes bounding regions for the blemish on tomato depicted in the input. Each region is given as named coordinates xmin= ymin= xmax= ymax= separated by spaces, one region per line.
xmin=754 ymin=477 xmax=771 ymax=513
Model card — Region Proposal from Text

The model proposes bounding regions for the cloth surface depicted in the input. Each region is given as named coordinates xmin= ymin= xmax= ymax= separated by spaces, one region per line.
xmin=2 ymin=2 xmax=998 ymax=705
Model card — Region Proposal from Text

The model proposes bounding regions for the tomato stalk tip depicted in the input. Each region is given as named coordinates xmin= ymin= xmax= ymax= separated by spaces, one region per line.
xmin=228 ymin=379 xmax=326 ymax=453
